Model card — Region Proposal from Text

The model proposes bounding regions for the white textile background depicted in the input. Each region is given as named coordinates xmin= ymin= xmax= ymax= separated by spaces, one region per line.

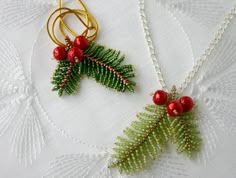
xmin=0 ymin=0 xmax=236 ymax=177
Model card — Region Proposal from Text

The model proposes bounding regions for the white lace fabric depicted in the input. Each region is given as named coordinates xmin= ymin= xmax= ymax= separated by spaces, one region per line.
xmin=0 ymin=0 xmax=236 ymax=177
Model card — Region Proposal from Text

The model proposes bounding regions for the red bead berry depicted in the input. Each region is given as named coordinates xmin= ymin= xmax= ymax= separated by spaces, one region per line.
xmin=166 ymin=100 xmax=183 ymax=117
xmin=53 ymin=46 xmax=66 ymax=61
xmin=67 ymin=47 xmax=84 ymax=63
xmin=179 ymin=96 xmax=194 ymax=112
xmin=74 ymin=36 xmax=89 ymax=50
xmin=153 ymin=90 xmax=168 ymax=105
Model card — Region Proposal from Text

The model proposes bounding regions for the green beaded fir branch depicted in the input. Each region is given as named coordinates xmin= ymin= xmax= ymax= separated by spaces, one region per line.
xmin=109 ymin=104 xmax=201 ymax=174
xmin=109 ymin=105 xmax=171 ymax=174
xmin=168 ymin=112 xmax=201 ymax=157
xmin=52 ymin=42 xmax=135 ymax=96
xmin=52 ymin=61 xmax=81 ymax=96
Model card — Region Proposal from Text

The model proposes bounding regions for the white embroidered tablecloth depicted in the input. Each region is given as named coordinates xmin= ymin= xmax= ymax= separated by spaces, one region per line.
xmin=0 ymin=0 xmax=236 ymax=177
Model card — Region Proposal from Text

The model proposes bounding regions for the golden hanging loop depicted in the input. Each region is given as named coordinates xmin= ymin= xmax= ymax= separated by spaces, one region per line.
xmin=47 ymin=0 xmax=99 ymax=47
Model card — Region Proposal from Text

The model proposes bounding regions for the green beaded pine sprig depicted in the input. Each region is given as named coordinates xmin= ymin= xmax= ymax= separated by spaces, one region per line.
xmin=52 ymin=36 xmax=135 ymax=96
xmin=109 ymin=87 xmax=201 ymax=174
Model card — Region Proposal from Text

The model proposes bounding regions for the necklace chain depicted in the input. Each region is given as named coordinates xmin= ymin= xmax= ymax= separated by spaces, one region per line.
xmin=139 ymin=0 xmax=236 ymax=94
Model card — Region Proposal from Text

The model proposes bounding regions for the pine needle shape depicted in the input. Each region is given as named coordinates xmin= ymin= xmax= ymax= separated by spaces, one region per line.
xmin=52 ymin=61 xmax=81 ymax=96
xmin=168 ymin=112 xmax=201 ymax=157
xmin=109 ymin=105 xmax=170 ymax=174
xmin=51 ymin=42 xmax=135 ymax=96
xmin=109 ymin=105 xmax=201 ymax=174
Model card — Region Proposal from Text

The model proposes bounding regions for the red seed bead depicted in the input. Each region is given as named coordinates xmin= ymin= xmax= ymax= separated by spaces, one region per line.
xmin=167 ymin=100 xmax=183 ymax=117
xmin=179 ymin=96 xmax=194 ymax=112
xmin=67 ymin=47 xmax=84 ymax=63
xmin=74 ymin=36 xmax=89 ymax=50
xmin=153 ymin=90 xmax=168 ymax=105
xmin=53 ymin=46 xmax=66 ymax=61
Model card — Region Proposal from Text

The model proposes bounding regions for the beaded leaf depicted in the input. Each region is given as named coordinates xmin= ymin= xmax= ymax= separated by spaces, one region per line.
xmin=52 ymin=61 xmax=81 ymax=96
xmin=109 ymin=104 xmax=201 ymax=174
xmin=51 ymin=42 xmax=135 ymax=96
xmin=109 ymin=105 xmax=170 ymax=173
xmin=168 ymin=112 xmax=201 ymax=157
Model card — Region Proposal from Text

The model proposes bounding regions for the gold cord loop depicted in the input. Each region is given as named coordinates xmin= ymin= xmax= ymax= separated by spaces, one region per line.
xmin=47 ymin=0 xmax=99 ymax=46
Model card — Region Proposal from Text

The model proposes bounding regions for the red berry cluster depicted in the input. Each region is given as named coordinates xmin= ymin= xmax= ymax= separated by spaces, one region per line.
xmin=153 ymin=90 xmax=194 ymax=117
xmin=53 ymin=36 xmax=89 ymax=63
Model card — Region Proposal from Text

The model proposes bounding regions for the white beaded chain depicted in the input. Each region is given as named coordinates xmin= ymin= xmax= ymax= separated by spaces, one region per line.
xmin=139 ymin=0 xmax=236 ymax=94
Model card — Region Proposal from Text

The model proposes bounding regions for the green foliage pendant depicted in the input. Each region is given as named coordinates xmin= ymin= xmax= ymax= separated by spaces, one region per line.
xmin=51 ymin=36 xmax=135 ymax=96
xmin=109 ymin=87 xmax=201 ymax=174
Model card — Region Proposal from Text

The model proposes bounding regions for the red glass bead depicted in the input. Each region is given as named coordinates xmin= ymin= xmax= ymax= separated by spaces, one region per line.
xmin=74 ymin=36 xmax=89 ymax=50
xmin=166 ymin=100 xmax=183 ymax=117
xmin=53 ymin=46 xmax=66 ymax=61
xmin=153 ymin=90 xmax=168 ymax=105
xmin=67 ymin=47 xmax=84 ymax=63
xmin=179 ymin=96 xmax=194 ymax=112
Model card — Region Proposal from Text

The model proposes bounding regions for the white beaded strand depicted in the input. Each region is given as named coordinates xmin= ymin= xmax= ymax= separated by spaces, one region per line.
xmin=139 ymin=0 xmax=236 ymax=94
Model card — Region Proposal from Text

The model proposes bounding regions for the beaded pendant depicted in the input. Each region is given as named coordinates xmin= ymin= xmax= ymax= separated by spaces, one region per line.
xmin=109 ymin=86 xmax=201 ymax=174
xmin=51 ymin=36 xmax=135 ymax=96
xmin=47 ymin=1 xmax=135 ymax=96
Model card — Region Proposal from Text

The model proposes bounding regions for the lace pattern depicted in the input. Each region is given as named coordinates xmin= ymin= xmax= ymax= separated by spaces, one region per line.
xmin=0 ymin=40 xmax=45 ymax=166
xmin=0 ymin=0 xmax=235 ymax=177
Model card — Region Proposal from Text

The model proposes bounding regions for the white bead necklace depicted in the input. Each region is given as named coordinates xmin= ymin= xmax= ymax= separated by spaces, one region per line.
xmin=139 ymin=0 xmax=236 ymax=94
